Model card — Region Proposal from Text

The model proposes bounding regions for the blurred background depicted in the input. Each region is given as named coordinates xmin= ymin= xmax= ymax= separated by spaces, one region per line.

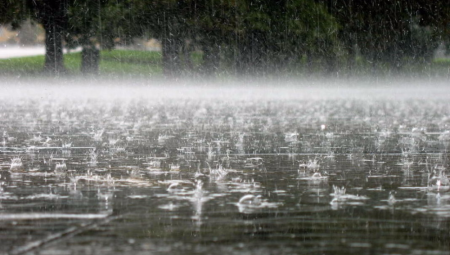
xmin=1 ymin=0 xmax=450 ymax=79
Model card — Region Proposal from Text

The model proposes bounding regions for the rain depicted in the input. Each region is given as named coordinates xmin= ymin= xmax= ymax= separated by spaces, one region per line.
xmin=1 ymin=1 xmax=450 ymax=255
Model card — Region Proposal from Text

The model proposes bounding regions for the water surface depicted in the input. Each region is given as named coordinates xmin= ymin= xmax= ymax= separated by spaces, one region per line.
xmin=1 ymin=81 xmax=450 ymax=254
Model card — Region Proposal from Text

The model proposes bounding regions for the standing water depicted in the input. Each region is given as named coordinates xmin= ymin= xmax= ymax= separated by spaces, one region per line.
xmin=0 ymin=79 xmax=450 ymax=254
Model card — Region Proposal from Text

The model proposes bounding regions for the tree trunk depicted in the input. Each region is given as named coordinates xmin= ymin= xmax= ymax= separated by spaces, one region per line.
xmin=162 ymin=37 xmax=181 ymax=78
xmin=201 ymin=38 xmax=220 ymax=76
xmin=305 ymin=50 xmax=314 ymax=75
xmin=236 ymin=34 xmax=251 ymax=76
xmin=325 ymin=54 xmax=336 ymax=76
xmin=347 ymin=43 xmax=356 ymax=77
xmin=42 ymin=19 xmax=65 ymax=74
xmin=32 ymin=0 xmax=68 ymax=75
xmin=161 ymin=12 xmax=182 ymax=78
xmin=81 ymin=46 xmax=100 ymax=75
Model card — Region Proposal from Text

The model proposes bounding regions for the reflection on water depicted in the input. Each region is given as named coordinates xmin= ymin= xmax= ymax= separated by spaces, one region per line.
xmin=0 ymin=93 xmax=450 ymax=254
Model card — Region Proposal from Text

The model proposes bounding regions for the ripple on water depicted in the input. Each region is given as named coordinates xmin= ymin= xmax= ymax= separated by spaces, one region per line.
xmin=0 ymin=94 xmax=449 ymax=254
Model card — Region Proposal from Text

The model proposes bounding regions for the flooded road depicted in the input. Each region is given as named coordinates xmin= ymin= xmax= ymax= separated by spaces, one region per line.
xmin=1 ymin=82 xmax=450 ymax=254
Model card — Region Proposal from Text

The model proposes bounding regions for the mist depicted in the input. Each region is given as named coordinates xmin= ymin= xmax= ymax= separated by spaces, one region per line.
xmin=2 ymin=76 xmax=449 ymax=102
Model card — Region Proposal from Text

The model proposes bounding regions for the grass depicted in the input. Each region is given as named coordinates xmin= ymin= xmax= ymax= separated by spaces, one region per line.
xmin=99 ymin=50 xmax=163 ymax=77
xmin=0 ymin=49 xmax=449 ymax=79
xmin=0 ymin=55 xmax=47 ymax=76
xmin=101 ymin=50 xmax=162 ymax=64
xmin=0 ymin=49 xmax=163 ymax=78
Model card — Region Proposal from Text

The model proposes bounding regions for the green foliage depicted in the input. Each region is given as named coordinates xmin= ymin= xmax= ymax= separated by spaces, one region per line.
xmin=0 ymin=0 xmax=31 ymax=28
xmin=66 ymin=0 xmax=136 ymax=49
xmin=285 ymin=0 xmax=339 ymax=55
xmin=329 ymin=0 xmax=445 ymax=69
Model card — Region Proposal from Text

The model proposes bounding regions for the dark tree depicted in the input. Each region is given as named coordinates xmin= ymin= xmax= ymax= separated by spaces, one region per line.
xmin=0 ymin=0 xmax=70 ymax=74
xmin=329 ymin=0 xmax=444 ymax=73
xmin=31 ymin=0 xmax=69 ymax=74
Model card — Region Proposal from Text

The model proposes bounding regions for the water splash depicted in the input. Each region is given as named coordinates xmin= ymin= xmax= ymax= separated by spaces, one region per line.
xmin=10 ymin=157 xmax=23 ymax=171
